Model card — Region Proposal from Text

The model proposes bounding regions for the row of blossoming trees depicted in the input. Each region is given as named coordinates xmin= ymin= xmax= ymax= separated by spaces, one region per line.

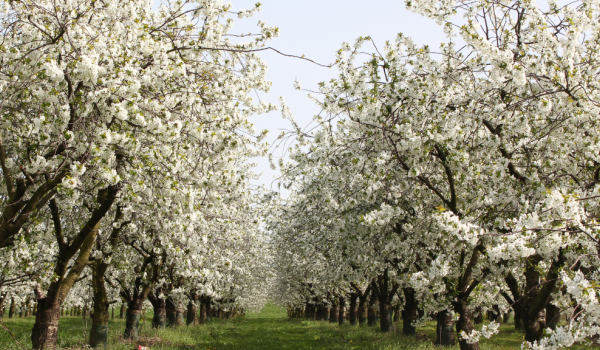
xmin=269 ymin=1 xmax=600 ymax=349
xmin=0 ymin=0 xmax=276 ymax=349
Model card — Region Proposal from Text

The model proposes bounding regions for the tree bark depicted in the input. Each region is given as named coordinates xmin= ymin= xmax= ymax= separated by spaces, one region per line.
xmin=31 ymin=296 xmax=61 ymax=350
xmin=393 ymin=304 xmax=400 ymax=322
xmin=367 ymin=287 xmax=377 ymax=327
xmin=379 ymin=299 xmax=394 ymax=332
xmin=453 ymin=298 xmax=480 ymax=350
xmin=435 ymin=309 xmax=455 ymax=346
xmin=348 ymin=293 xmax=358 ymax=325
xmin=89 ymin=262 xmax=110 ymax=348
xmin=546 ymin=303 xmax=560 ymax=330
xmin=356 ymin=285 xmax=370 ymax=326
xmin=315 ymin=304 xmax=323 ymax=321
xmin=176 ymin=302 xmax=184 ymax=325
xmin=148 ymin=289 xmax=167 ymax=328
xmin=372 ymin=270 xmax=399 ymax=333
xmin=329 ymin=303 xmax=339 ymax=324
xmin=166 ymin=297 xmax=178 ymax=327
xmin=90 ymin=205 xmax=128 ymax=348
xmin=450 ymin=246 xmax=485 ymax=350
xmin=200 ymin=297 xmax=210 ymax=324
xmin=338 ymin=296 xmax=346 ymax=325
xmin=490 ymin=305 xmax=502 ymax=324
xmin=187 ymin=301 xmax=198 ymax=325
xmin=523 ymin=253 xmax=564 ymax=343
xmin=402 ymin=287 xmax=418 ymax=336
xmin=124 ymin=302 xmax=143 ymax=340
xmin=121 ymin=275 xmax=156 ymax=339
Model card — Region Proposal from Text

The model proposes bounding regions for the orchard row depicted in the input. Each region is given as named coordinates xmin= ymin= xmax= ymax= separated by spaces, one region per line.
xmin=269 ymin=1 xmax=600 ymax=350
xmin=0 ymin=0 xmax=274 ymax=349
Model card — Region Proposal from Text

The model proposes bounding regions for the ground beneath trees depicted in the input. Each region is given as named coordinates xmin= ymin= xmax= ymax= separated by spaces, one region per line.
xmin=0 ymin=305 xmax=590 ymax=349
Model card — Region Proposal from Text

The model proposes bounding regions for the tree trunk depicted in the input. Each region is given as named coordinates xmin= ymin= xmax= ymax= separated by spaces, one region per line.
xmin=491 ymin=305 xmax=502 ymax=324
xmin=89 ymin=257 xmax=112 ymax=349
xmin=120 ymin=304 xmax=124 ymax=319
xmin=187 ymin=301 xmax=198 ymax=325
xmin=453 ymin=298 xmax=480 ymax=350
xmin=9 ymin=298 xmax=15 ymax=318
xmin=373 ymin=270 xmax=398 ymax=333
xmin=31 ymin=298 xmax=60 ymax=350
xmin=166 ymin=297 xmax=177 ymax=327
xmin=367 ymin=288 xmax=377 ymax=327
xmin=513 ymin=303 xmax=525 ymax=331
xmin=348 ymin=293 xmax=358 ymax=325
xmin=358 ymin=292 xmax=368 ymax=326
xmin=0 ymin=295 xmax=5 ymax=320
xmin=338 ymin=296 xmax=346 ymax=325
xmin=435 ymin=309 xmax=455 ymax=346
xmin=200 ymin=299 xmax=209 ymax=324
xmin=323 ymin=306 xmax=329 ymax=321
xmin=148 ymin=289 xmax=167 ymax=329
xmin=546 ymin=303 xmax=560 ymax=330
xmin=402 ymin=287 xmax=418 ymax=336
xmin=379 ymin=299 xmax=394 ymax=332
xmin=124 ymin=299 xmax=144 ymax=340
xmin=153 ymin=302 xmax=167 ymax=328
xmin=176 ymin=303 xmax=184 ymax=325
xmin=329 ymin=303 xmax=339 ymax=324
xmin=315 ymin=304 xmax=323 ymax=321
xmin=393 ymin=304 xmax=400 ymax=322
xmin=524 ymin=310 xmax=546 ymax=343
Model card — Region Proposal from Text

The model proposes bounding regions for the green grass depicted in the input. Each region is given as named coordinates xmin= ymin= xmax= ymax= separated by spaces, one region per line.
xmin=0 ymin=305 xmax=590 ymax=349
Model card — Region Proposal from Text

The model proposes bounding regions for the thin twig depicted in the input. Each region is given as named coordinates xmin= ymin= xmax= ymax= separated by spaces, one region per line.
xmin=0 ymin=321 xmax=28 ymax=350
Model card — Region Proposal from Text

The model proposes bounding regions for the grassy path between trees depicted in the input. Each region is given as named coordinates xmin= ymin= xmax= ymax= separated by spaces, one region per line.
xmin=0 ymin=304 xmax=588 ymax=349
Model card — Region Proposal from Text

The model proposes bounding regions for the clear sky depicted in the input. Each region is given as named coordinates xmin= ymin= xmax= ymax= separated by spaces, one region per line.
xmin=229 ymin=1 xmax=449 ymax=193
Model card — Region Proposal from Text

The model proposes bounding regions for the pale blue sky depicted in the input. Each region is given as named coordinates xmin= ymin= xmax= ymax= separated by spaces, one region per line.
xmin=230 ymin=1 xmax=449 ymax=192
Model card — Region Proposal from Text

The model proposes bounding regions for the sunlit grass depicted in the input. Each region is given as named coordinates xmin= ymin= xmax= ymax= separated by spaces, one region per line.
xmin=0 ymin=305 xmax=591 ymax=349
